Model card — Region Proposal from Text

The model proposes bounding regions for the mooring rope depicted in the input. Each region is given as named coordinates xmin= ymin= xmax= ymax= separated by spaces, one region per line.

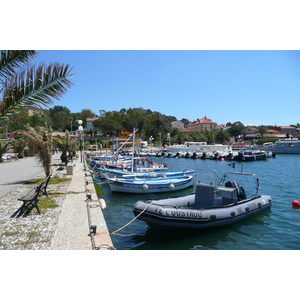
xmin=110 ymin=201 xmax=153 ymax=235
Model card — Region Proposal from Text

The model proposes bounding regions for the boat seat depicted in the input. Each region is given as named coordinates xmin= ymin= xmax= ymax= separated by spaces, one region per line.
xmin=217 ymin=187 xmax=238 ymax=205
xmin=194 ymin=184 xmax=217 ymax=208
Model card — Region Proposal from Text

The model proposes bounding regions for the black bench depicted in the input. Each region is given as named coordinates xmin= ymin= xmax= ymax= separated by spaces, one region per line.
xmin=17 ymin=174 xmax=52 ymax=216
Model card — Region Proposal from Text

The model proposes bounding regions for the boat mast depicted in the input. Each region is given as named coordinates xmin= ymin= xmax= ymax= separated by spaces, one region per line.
xmin=131 ymin=127 xmax=135 ymax=173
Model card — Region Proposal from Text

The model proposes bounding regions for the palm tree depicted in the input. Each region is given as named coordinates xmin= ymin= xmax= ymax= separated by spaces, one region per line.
xmin=0 ymin=50 xmax=74 ymax=120
xmin=52 ymin=130 xmax=78 ymax=163
xmin=24 ymin=126 xmax=53 ymax=176
xmin=256 ymin=125 xmax=268 ymax=143
xmin=10 ymin=139 xmax=27 ymax=158
xmin=0 ymin=141 xmax=11 ymax=163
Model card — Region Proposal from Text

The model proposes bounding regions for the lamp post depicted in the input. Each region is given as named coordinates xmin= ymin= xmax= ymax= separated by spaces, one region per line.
xmin=149 ymin=136 xmax=153 ymax=152
xmin=78 ymin=120 xmax=83 ymax=162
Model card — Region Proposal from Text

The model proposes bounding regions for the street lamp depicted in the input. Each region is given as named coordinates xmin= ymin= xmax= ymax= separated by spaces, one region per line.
xmin=78 ymin=120 xmax=83 ymax=162
xmin=149 ymin=136 xmax=153 ymax=152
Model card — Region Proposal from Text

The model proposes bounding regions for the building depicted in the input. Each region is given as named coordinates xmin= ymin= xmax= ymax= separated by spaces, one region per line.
xmin=22 ymin=106 xmax=44 ymax=116
xmin=86 ymin=118 xmax=98 ymax=132
xmin=133 ymin=107 xmax=148 ymax=114
xmin=280 ymin=126 xmax=298 ymax=138
xmin=187 ymin=116 xmax=217 ymax=132
xmin=171 ymin=120 xmax=184 ymax=130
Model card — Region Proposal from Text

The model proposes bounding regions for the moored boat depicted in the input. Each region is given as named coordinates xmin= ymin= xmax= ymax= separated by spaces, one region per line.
xmin=104 ymin=166 xmax=195 ymax=179
xmin=133 ymin=170 xmax=272 ymax=230
xmin=266 ymin=138 xmax=300 ymax=154
xmin=105 ymin=174 xmax=194 ymax=194
xmin=235 ymin=150 xmax=267 ymax=161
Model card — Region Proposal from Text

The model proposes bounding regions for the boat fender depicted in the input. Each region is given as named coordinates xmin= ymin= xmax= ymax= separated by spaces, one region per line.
xmin=292 ymin=200 xmax=300 ymax=207
xmin=143 ymin=183 xmax=149 ymax=190
xmin=169 ymin=182 xmax=175 ymax=189
xmin=99 ymin=198 xmax=107 ymax=210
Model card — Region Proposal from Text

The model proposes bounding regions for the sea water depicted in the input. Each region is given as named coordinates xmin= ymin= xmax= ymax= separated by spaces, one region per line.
xmin=100 ymin=154 xmax=300 ymax=250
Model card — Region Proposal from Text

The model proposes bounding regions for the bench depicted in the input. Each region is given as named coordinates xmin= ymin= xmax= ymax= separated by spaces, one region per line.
xmin=17 ymin=174 xmax=52 ymax=216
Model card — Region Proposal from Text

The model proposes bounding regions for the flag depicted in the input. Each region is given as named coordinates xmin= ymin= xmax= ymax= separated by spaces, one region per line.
xmin=228 ymin=162 xmax=235 ymax=169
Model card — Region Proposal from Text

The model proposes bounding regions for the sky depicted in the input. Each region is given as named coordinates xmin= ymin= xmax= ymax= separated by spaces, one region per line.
xmin=35 ymin=50 xmax=300 ymax=127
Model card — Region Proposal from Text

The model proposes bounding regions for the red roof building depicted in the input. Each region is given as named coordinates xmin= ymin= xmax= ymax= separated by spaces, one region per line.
xmin=187 ymin=116 xmax=217 ymax=132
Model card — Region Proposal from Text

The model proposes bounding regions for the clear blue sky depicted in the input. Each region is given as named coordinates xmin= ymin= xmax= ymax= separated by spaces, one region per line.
xmin=35 ymin=50 xmax=300 ymax=127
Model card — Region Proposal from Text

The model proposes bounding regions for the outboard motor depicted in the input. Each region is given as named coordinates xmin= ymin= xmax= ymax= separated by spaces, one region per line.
xmin=191 ymin=152 xmax=198 ymax=159
xmin=225 ymin=181 xmax=247 ymax=200
xmin=236 ymin=152 xmax=243 ymax=161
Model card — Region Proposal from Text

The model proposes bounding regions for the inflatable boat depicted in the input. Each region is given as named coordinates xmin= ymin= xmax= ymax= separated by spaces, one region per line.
xmin=133 ymin=171 xmax=272 ymax=230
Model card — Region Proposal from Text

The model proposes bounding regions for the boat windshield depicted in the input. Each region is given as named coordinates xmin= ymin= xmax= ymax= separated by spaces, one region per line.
xmin=218 ymin=172 xmax=260 ymax=197
xmin=196 ymin=169 xmax=219 ymax=187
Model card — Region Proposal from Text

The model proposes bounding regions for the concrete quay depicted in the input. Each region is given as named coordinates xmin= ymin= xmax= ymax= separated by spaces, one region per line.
xmin=50 ymin=156 xmax=114 ymax=250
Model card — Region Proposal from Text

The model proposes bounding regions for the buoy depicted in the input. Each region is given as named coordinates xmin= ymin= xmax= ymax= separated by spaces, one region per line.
xmin=142 ymin=183 xmax=149 ymax=190
xmin=292 ymin=200 xmax=300 ymax=207
xmin=221 ymin=158 xmax=225 ymax=161
xmin=99 ymin=198 xmax=106 ymax=210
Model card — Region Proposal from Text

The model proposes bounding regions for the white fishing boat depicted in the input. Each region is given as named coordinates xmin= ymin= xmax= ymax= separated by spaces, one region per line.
xmin=104 ymin=166 xmax=195 ymax=179
xmin=133 ymin=170 xmax=272 ymax=230
xmin=104 ymin=174 xmax=194 ymax=194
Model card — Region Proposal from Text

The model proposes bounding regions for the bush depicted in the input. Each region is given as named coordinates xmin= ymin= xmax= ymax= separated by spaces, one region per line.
xmin=255 ymin=137 xmax=279 ymax=145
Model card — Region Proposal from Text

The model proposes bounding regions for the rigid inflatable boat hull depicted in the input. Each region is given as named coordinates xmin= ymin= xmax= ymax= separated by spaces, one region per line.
xmin=133 ymin=195 xmax=272 ymax=230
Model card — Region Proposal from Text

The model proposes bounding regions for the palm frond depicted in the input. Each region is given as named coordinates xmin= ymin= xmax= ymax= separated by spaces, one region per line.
xmin=53 ymin=130 xmax=79 ymax=153
xmin=0 ymin=50 xmax=37 ymax=83
xmin=25 ymin=126 xmax=53 ymax=176
xmin=0 ymin=63 xmax=74 ymax=120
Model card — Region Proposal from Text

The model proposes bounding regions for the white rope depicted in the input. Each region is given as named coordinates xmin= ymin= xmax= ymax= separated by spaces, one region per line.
xmin=110 ymin=201 xmax=153 ymax=235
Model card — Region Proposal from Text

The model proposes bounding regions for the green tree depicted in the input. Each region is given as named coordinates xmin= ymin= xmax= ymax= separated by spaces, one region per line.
xmin=29 ymin=113 xmax=45 ymax=128
xmin=93 ymin=117 xmax=123 ymax=136
xmin=180 ymin=118 xmax=190 ymax=127
xmin=146 ymin=112 xmax=171 ymax=140
xmin=171 ymin=130 xmax=185 ymax=144
xmin=215 ymin=128 xmax=230 ymax=144
xmin=7 ymin=109 xmax=30 ymax=132
xmin=49 ymin=106 xmax=71 ymax=130
xmin=227 ymin=121 xmax=245 ymax=142
xmin=0 ymin=50 xmax=74 ymax=120
xmin=78 ymin=109 xmax=97 ymax=127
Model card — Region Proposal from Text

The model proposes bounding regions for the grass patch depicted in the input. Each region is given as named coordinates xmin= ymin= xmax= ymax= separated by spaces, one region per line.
xmin=3 ymin=231 xmax=20 ymax=236
xmin=49 ymin=175 xmax=71 ymax=184
xmin=27 ymin=232 xmax=37 ymax=239
xmin=94 ymin=180 xmax=104 ymax=197
xmin=38 ymin=195 xmax=59 ymax=213
xmin=25 ymin=175 xmax=71 ymax=185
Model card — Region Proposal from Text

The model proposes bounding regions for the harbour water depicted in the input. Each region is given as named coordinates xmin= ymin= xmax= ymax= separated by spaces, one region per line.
xmin=99 ymin=154 xmax=300 ymax=250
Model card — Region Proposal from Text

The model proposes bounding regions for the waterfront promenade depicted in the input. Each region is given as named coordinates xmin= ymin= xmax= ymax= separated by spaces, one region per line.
xmin=0 ymin=153 xmax=114 ymax=250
